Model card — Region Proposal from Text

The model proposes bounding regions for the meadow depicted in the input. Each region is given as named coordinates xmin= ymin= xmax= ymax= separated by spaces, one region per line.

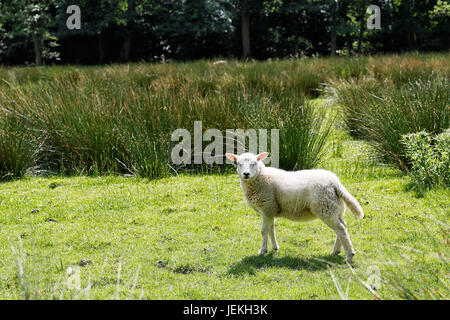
xmin=0 ymin=53 xmax=449 ymax=299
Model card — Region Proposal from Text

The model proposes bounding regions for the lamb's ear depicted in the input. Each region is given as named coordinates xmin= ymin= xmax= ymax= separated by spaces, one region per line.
xmin=257 ymin=152 xmax=269 ymax=161
xmin=225 ymin=153 xmax=238 ymax=162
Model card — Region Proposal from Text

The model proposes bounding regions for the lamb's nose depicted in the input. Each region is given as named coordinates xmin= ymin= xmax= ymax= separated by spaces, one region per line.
xmin=243 ymin=172 xmax=250 ymax=178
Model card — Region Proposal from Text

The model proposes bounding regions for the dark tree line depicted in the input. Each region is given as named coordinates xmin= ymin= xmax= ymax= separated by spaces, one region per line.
xmin=0 ymin=0 xmax=449 ymax=65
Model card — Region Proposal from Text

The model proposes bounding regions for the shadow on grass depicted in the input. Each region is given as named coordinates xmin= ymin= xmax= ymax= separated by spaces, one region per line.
xmin=227 ymin=253 xmax=346 ymax=276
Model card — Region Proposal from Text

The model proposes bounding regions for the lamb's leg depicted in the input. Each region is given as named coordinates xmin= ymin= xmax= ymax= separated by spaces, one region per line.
xmin=312 ymin=196 xmax=355 ymax=263
xmin=331 ymin=235 xmax=342 ymax=255
xmin=259 ymin=216 xmax=273 ymax=256
xmin=329 ymin=219 xmax=355 ymax=263
xmin=332 ymin=206 xmax=347 ymax=255
xmin=269 ymin=222 xmax=279 ymax=252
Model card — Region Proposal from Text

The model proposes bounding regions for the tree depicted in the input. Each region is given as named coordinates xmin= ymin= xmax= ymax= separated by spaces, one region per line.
xmin=0 ymin=0 xmax=59 ymax=65
xmin=119 ymin=0 xmax=136 ymax=62
xmin=321 ymin=0 xmax=368 ymax=56
xmin=140 ymin=0 xmax=234 ymax=59
xmin=56 ymin=0 xmax=137 ymax=63
xmin=322 ymin=0 xmax=346 ymax=56
xmin=240 ymin=0 xmax=251 ymax=58
xmin=355 ymin=0 xmax=369 ymax=53
xmin=1 ymin=0 xmax=449 ymax=64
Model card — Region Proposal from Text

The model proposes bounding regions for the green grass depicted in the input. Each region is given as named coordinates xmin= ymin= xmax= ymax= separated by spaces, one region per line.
xmin=0 ymin=54 xmax=448 ymax=299
xmin=0 ymin=60 xmax=335 ymax=179
xmin=1 ymin=53 xmax=448 ymax=179
xmin=334 ymin=76 xmax=449 ymax=171
xmin=0 ymin=117 xmax=448 ymax=300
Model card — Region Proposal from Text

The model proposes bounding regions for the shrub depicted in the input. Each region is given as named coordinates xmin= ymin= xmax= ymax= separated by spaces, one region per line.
xmin=402 ymin=129 xmax=450 ymax=195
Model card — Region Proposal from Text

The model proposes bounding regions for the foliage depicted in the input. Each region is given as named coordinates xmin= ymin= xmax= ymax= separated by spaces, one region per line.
xmin=335 ymin=66 xmax=449 ymax=172
xmin=430 ymin=0 xmax=450 ymax=18
xmin=0 ymin=0 xmax=449 ymax=64
xmin=0 ymin=54 xmax=448 ymax=179
xmin=0 ymin=0 xmax=60 ymax=64
xmin=0 ymin=110 xmax=36 ymax=179
xmin=402 ymin=129 xmax=450 ymax=196
xmin=0 ymin=59 xmax=336 ymax=178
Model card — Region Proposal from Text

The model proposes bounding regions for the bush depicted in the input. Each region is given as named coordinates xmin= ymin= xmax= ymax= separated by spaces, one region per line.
xmin=402 ymin=129 xmax=450 ymax=195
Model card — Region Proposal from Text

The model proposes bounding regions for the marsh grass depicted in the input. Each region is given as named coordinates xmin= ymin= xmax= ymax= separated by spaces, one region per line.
xmin=0 ymin=111 xmax=35 ymax=179
xmin=334 ymin=76 xmax=449 ymax=171
xmin=0 ymin=53 xmax=448 ymax=178
xmin=0 ymin=85 xmax=448 ymax=299
xmin=0 ymin=60 xmax=334 ymax=178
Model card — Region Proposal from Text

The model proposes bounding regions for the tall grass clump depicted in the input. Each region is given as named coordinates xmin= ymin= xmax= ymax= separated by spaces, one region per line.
xmin=368 ymin=54 xmax=450 ymax=86
xmin=267 ymin=101 xmax=332 ymax=170
xmin=0 ymin=109 xmax=35 ymax=179
xmin=1 ymin=54 xmax=448 ymax=178
xmin=0 ymin=60 xmax=335 ymax=178
xmin=335 ymin=76 xmax=449 ymax=171
xmin=277 ymin=101 xmax=333 ymax=170
xmin=237 ymin=96 xmax=333 ymax=170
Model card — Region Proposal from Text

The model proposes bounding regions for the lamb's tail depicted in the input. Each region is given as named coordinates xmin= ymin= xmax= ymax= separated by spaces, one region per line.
xmin=334 ymin=183 xmax=364 ymax=220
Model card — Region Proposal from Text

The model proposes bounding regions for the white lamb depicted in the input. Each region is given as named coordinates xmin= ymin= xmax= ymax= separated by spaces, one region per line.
xmin=226 ymin=152 xmax=364 ymax=263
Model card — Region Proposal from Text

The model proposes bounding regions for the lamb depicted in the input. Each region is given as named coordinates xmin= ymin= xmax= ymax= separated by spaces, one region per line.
xmin=225 ymin=151 xmax=364 ymax=263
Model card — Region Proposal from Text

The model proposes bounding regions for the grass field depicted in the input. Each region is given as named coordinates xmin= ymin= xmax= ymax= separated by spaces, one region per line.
xmin=0 ymin=54 xmax=449 ymax=299
xmin=0 ymin=97 xmax=448 ymax=300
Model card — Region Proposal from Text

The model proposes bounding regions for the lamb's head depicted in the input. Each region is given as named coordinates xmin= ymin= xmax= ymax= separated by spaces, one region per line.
xmin=225 ymin=152 xmax=268 ymax=180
